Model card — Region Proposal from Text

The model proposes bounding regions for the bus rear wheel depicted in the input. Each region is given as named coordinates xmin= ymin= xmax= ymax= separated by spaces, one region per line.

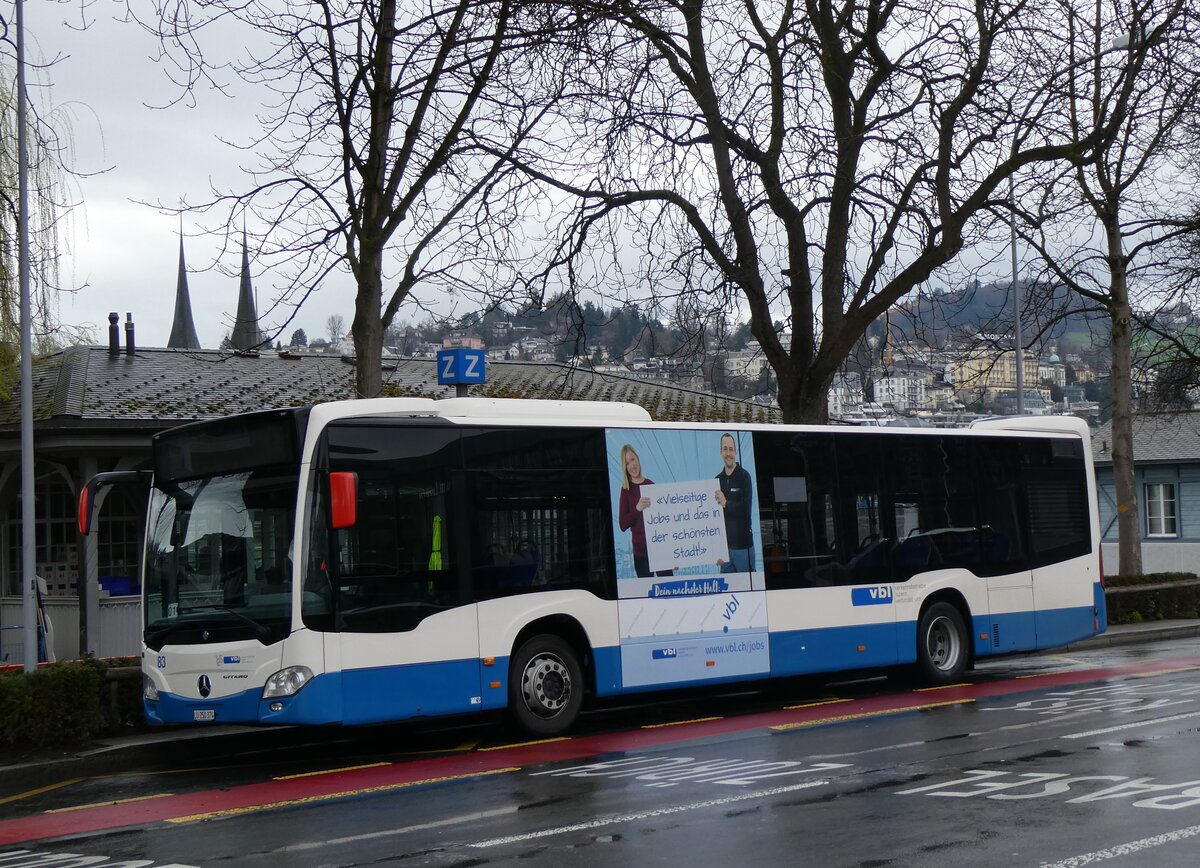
xmin=916 ymin=602 xmax=969 ymax=685
xmin=509 ymin=635 xmax=583 ymax=736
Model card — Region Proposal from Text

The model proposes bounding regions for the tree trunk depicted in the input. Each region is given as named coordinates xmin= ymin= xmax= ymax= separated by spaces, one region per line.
xmin=777 ymin=369 xmax=831 ymax=424
xmin=1106 ymin=220 xmax=1142 ymax=576
xmin=353 ymin=245 xmax=385 ymax=399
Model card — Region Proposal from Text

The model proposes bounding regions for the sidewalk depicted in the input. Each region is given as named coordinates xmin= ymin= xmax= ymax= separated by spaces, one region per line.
xmin=1064 ymin=618 xmax=1200 ymax=650
xmin=1 ymin=620 xmax=1197 ymax=797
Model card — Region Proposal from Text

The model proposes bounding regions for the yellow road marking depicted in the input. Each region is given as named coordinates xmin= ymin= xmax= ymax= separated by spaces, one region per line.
xmin=165 ymin=767 xmax=522 ymax=824
xmin=641 ymin=716 xmax=722 ymax=729
xmin=46 ymin=792 xmax=175 ymax=813
xmin=479 ymin=737 xmax=569 ymax=752
xmin=771 ymin=699 xmax=975 ymax=731
xmin=916 ymin=683 xmax=971 ymax=691
xmin=0 ymin=777 xmax=85 ymax=806
xmin=783 ymin=698 xmax=850 ymax=711
xmin=274 ymin=762 xmax=391 ymax=781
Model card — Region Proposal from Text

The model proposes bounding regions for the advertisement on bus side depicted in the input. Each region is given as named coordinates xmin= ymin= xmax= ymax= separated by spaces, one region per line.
xmin=605 ymin=429 xmax=770 ymax=687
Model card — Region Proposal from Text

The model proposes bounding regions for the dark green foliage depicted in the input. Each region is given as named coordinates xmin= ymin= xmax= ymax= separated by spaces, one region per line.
xmin=0 ymin=657 xmax=142 ymax=749
xmin=1105 ymin=573 xmax=1200 ymax=624
xmin=1104 ymin=571 xmax=1197 ymax=588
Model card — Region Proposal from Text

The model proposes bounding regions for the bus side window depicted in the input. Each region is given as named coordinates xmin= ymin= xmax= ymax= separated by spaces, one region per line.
xmin=324 ymin=423 xmax=462 ymax=632
xmin=835 ymin=435 xmax=887 ymax=585
xmin=887 ymin=436 xmax=983 ymax=581
xmin=753 ymin=432 xmax=840 ymax=589
xmin=461 ymin=428 xmax=613 ymax=602
xmin=1021 ymin=439 xmax=1091 ymax=567
xmin=976 ymin=438 xmax=1028 ymax=575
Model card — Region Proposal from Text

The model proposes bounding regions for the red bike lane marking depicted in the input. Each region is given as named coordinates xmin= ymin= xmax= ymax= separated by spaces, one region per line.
xmin=2 ymin=654 xmax=1197 ymax=845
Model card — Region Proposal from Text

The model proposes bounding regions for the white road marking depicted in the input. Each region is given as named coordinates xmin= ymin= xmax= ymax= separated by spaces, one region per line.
xmin=275 ymin=806 xmax=520 ymax=851
xmin=468 ymin=779 xmax=831 ymax=848
xmin=1042 ymin=823 xmax=1200 ymax=867
xmin=809 ymin=739 xmax=929 ymax=759
xmin=1063 ymin=710 xmax=1200 ymax=739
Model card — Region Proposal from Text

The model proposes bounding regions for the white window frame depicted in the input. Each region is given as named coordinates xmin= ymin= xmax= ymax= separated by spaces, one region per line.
xmin=1145 ymin=482 xmax=1178 ymax=538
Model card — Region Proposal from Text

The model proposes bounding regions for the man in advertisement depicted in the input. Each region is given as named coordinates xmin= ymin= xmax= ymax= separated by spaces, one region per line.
xmin=715 ymin=433 xmax=754 ymax=573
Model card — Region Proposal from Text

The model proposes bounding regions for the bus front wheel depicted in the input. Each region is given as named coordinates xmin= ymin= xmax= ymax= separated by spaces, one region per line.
xmin=509 ymin=635 xmax=583 ymax=736
xmin=916 ymin=602 xmax=969 ymax=685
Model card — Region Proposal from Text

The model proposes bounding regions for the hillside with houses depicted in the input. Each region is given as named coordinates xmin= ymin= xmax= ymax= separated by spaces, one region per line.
xmin=274 ymin=281 xmax=1166 ymax=426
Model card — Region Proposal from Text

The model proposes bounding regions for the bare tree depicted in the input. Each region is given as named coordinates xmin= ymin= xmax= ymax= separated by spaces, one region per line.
xmin=139 ymin=0 xmax=561 ymax=397
xmin=1016 ymin=0 xmax=1199 ymax=575
xmin=325 ymin=313 xmax=346 ymax=346
xmin=501 ymin=0 xmax=1165 ymax=422
xmin=0 ymin=47 xmax=84 ymax=399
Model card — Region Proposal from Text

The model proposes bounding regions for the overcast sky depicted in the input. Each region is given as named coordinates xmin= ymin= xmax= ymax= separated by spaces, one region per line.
xmin=23 ymin=3 xmax=357 ymax=349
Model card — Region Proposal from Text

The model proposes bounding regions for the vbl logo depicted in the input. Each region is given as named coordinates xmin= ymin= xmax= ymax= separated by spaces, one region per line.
xmin=851 ymin=585 xmax=894 ymax=606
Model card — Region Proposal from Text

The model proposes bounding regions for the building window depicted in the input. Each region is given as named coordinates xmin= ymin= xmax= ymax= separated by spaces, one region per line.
xmin=1145 ymin=483 xmax=1178 ymax=537
xmin=5 ymin=468 xmax=77 ymax=596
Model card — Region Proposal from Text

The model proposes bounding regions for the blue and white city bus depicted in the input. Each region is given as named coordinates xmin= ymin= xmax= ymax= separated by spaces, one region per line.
xmin=79 ymin=398 xmax=1104 ymax=735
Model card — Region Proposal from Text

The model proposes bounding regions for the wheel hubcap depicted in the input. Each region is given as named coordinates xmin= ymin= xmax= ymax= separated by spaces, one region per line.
xmin=926 ymin=615 xmax=960 ymax=672
xmin=522 ymin=652 xmax=572 ymax=718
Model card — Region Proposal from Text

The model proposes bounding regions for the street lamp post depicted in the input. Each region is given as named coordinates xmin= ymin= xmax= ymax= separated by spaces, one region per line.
xmin=17 ymin=0 xmax=37 ymax=672
xmin=866 ymin=335 xmax=880 ymax=406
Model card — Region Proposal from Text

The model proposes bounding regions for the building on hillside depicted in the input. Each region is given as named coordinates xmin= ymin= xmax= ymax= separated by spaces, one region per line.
xmin=1038 ymin=354 xmax=1067 ymax=388
xmin=828 ymin=372 xmax=864 ymax=419
xmin=950 ymin=348 xmax=1043 ymax=404
xmin=1092 ymin=412 xmax=1200 ymax=574
xmin=0 ymin=334 xmax=776 ymax=663
xmin=443 ymin=332 xmax=485 ymax=350
xmin=723 ymin=345 xmax=769 ymax=381
xmin=874 ymin=373 xmax=927 ymax=414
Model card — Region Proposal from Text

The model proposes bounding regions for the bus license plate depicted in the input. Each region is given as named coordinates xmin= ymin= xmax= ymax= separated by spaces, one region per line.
xmin=193 ymin=709 xmax=216 ymax=722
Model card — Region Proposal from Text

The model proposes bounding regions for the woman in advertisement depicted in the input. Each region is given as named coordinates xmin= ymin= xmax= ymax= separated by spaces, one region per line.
xmin=617 ymin=443 xmax=667 ymax=578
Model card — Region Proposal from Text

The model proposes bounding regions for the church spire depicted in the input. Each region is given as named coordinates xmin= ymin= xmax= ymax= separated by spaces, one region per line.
xmin=167 ymin=228 xmax=201 ymax=349
xmin=230 ymin=230 xmax=264 ymax=351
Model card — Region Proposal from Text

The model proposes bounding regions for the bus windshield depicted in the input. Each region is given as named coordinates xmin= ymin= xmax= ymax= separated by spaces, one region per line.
xmin=143 ymin=470 xmax=298 ymax=649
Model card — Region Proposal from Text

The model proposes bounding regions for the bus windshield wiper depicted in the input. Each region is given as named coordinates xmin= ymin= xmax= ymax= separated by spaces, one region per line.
xmin=177 ymin=605 xmax=273 ymax=643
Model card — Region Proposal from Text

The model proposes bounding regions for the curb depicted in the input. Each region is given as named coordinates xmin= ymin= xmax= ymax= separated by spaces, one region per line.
xmin=1064 ymin=621 xmax=1200 ymax=651
xmin=0 ymin=726 xmax=299 ymax=800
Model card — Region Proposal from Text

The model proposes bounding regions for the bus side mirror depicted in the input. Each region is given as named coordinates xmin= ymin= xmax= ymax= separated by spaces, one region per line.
xmin=329 ymin=472 xmax=358 ymax=530
xmin=78 ymin=484 xmax=96 ymax=536
xmin=78 ymin=471 xmax=152 ymax=535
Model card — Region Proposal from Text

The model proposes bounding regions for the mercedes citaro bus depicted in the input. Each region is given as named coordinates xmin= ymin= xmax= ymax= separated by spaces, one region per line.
xmin=79 ymin=398 xmax=1104 ymax=735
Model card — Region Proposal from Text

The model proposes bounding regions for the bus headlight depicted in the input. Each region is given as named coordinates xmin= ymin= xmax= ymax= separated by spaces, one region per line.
xmin=262 ymin=666 xmax=314 ymax=698
xmin=143 ymin=675 xmax=160 ymax=702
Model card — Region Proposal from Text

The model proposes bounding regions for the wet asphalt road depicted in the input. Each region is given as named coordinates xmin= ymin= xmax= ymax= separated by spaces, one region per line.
xmin=5 ymin=636 xmax=1200 ymax=867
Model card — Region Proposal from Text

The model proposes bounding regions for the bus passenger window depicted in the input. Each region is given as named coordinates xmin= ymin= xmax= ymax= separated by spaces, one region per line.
xmin=835 ymin=436 xmax=887 ymax=585
xmin=976 ymin=439 xmax=1027 ymax=575
xmin=461 ymin=428 xmax=613 ymax=602
xmin=753 ymin=432 xmax=841 ymax=589
xmin=1021 ymin=439 xmax=1090 ymax=566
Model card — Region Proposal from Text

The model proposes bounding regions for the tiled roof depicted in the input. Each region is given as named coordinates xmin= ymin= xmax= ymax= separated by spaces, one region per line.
xmin=1091 ymin=412 xmax=1200 ymax=465
xmin=0 ymin=346 xmax=779 ymax=432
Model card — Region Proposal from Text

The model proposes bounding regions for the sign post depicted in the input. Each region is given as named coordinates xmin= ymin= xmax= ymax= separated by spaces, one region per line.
xmin=437 ymin=348 xmax=487 ymax=397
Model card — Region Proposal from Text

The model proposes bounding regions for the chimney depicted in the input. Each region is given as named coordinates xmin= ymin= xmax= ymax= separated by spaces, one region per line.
xmin=124 ymin=313 xmax=136 ymax=356
xmin=108 ymin=312 xmax=120 ymax=356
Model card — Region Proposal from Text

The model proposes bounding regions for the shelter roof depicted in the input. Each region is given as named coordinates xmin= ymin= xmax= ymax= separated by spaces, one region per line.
xmin=1092 ymin=412 xmax=1200 ymax=466
xmin=0 ymin=346 xmax=777 ymax=434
